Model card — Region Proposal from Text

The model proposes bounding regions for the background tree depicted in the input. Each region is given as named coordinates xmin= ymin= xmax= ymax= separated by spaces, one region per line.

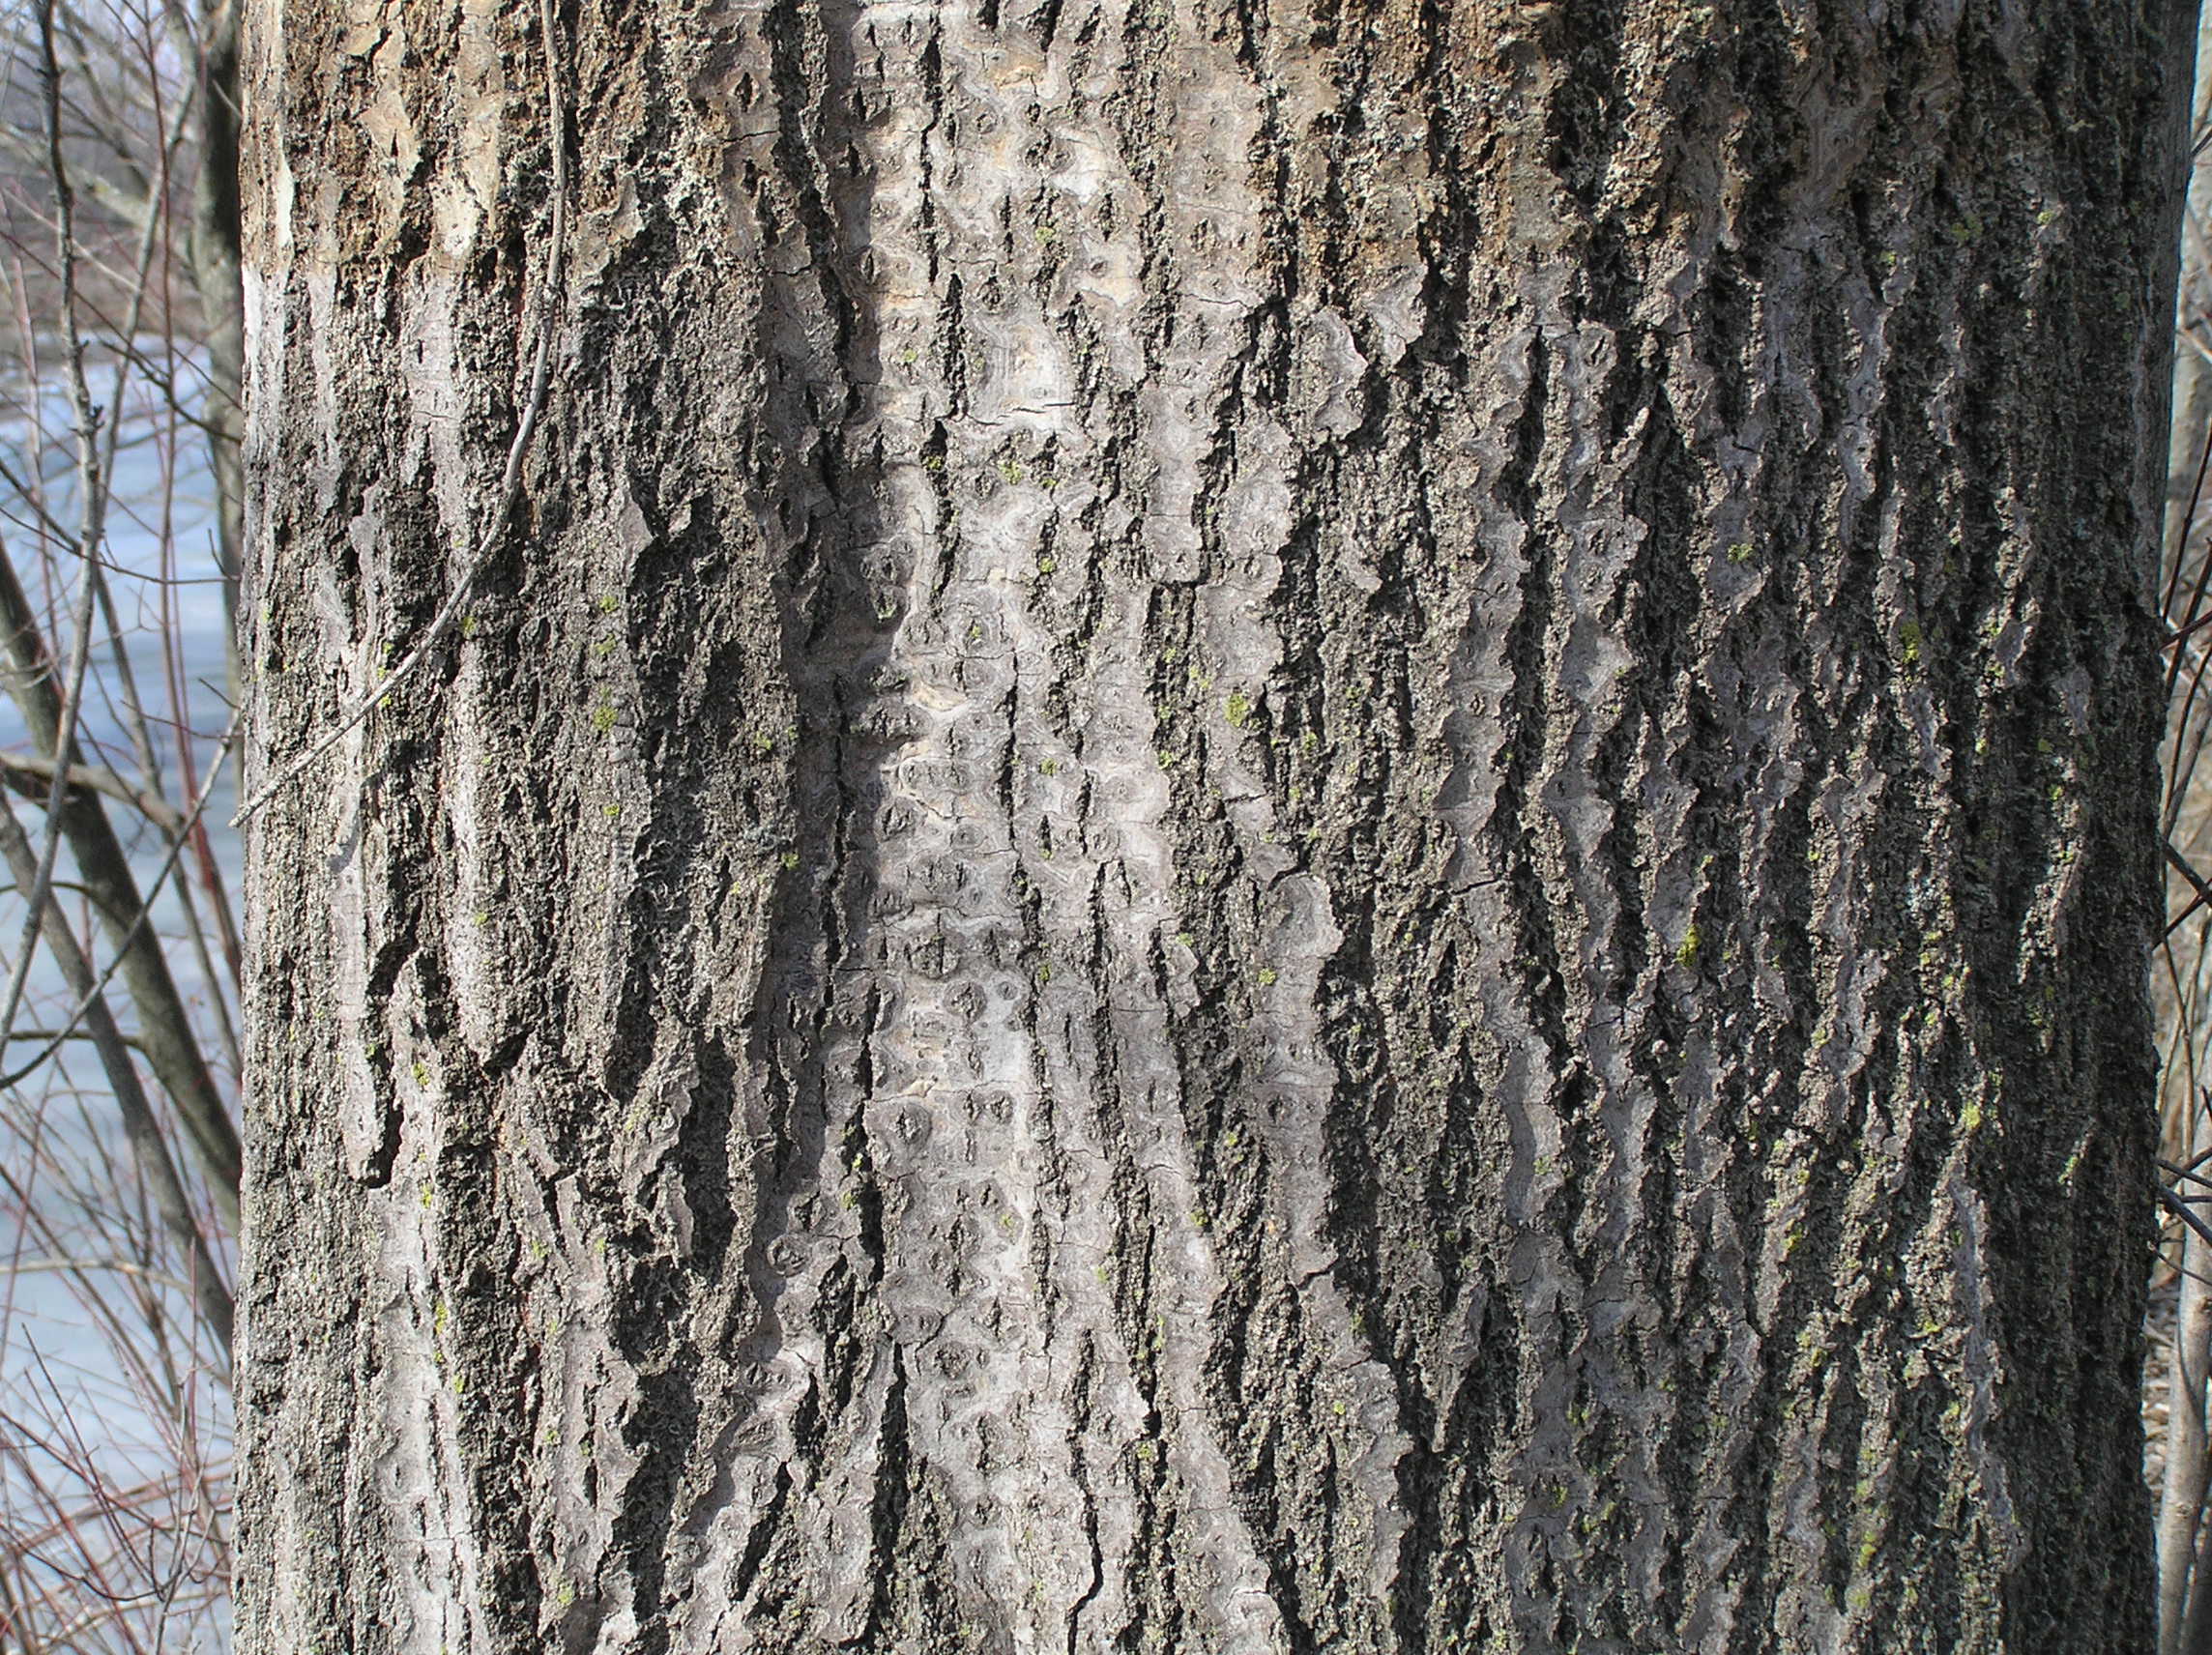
xmin=0 ymin=0 xmax=244 ymax=1648
xmin=234 ymin=3 xmax=2196 ymax=1652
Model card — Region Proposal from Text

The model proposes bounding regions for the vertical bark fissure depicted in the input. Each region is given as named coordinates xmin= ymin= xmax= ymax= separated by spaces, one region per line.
xmin=238 ymin=4 xmax=2191 ymax=1653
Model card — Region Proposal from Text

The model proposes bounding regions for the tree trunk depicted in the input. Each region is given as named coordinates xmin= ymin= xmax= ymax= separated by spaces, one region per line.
xmin=234 ymin=3 xmax=2194 ymax=1651
xmin=191 ymin=0 xmax=247 ymax=646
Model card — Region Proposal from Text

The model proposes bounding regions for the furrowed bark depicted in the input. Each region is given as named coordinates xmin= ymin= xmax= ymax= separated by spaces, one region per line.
xmin=237 ymin=3 xmax=2192 ymax=1652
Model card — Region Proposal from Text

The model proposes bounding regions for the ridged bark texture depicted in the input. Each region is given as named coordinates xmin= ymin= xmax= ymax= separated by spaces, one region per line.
xmin=235 ymin=3 xmax=2191 ymax=1652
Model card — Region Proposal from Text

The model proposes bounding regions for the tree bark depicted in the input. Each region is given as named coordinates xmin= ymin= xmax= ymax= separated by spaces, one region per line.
xmin=235 ymin=3 xmax=2194 ymax=1652
xmin=191 ymin=0 xmax=248 ymax=645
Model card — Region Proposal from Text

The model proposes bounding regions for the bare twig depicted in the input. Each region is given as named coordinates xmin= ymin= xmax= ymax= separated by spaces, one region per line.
xmin=0 ymin=750 xmax=184 ymax=830
xmin=0 ymin=786 xmax=228 ymax=1358
xmin=0 ymin=3 xmax=240 ymax=1645
xmin=0 ymin=706 xmax=235 ymax=1089
xmin=232 ymin=0 xmax=568 ymax=826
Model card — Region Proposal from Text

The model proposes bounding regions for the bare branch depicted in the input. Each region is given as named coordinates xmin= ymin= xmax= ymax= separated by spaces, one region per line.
xmin=0 ymin=786 xmax=228 ymax=1358
xmin=0 ymin=750 xmax=183 ymax=831
xmin=234 ymin=0 xmax=569 ymax=824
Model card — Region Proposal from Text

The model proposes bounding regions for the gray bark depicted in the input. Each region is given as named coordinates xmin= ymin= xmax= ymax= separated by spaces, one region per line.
xmin=190 ymin=0 xmax=247 ymax=646
xmin=235 ymin=3 xmax=2194 ymax=1652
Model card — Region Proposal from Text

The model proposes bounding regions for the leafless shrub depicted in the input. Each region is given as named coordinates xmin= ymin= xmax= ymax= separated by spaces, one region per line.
xmin=0 ymin=0 xmax=242 ymax=1649
xmin=2152 ymin=26 xmax=2212 ymax=1654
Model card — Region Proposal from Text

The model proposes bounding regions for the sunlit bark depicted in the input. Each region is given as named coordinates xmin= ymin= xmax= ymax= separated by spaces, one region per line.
xmin=237 ymin=4 xmax=2192 ymax=1650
